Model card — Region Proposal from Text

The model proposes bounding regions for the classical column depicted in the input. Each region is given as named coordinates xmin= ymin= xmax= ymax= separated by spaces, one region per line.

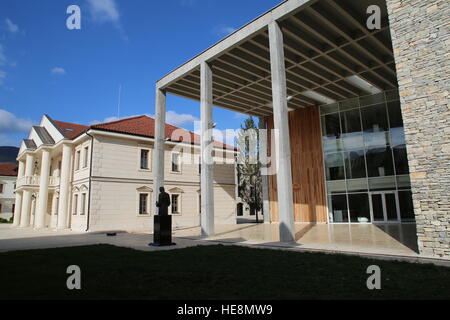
xmin=268 ymin=21 xmax=295 ymax=242
xmin=152 ymin=87 xmax=167 ymax=214
xmin=19 ymin=153 xmax=35 ymax=228
xmin=35 ymin=149 xmax=51 ymax=229
xmin=200 ymin=61 xmax=215 ymax=237
xmin=57 ymin=143 xmax=73 ymax=230
xmin=259 ymin=117 xmax=271 ymax=224
xmin=50 ymin=192 xmax=59 ymax=229
xmin=12 ymin=191 xmax=23 ymax=227
xmin=17 ymin=160 xmax=25 ymax=179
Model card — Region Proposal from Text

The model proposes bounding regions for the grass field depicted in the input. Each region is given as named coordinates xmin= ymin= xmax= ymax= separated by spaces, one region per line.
xmin=0 ymin=244 xmax=449 ymax=300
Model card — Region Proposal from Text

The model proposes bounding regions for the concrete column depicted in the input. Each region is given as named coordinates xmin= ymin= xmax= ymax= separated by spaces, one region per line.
xmin=152 ymin=87 xmax=167 ymax=214
xmin=19 ymin=153 xmax=35 ymax=228
xmin=259 ymin=117 xmax=271 ymax=224
xmin=200 ymin=61 xmax=215 ymax=237
xmin=35 ymin=149 xmax=51 ymax=229
xmin=12 ymin=191 xmax=23 ymax=227
xmin=268 ymin=21 xmax=295 ymax=242
xmin=57 ymin=143 xmax=73 ymax=230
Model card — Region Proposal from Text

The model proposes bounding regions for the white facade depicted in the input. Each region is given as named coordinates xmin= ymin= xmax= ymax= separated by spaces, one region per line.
xmin=0 ymin=174 xmax=16 ymax=220
xmin=13 ymin=115 xmax=237 ymax=232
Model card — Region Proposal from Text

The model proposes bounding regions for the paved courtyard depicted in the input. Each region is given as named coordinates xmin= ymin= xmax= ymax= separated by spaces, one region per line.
xmin=0 ymin=223 xmax=448 ymax=266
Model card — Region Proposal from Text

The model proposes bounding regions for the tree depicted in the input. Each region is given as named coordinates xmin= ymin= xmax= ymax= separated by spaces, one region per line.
xmin=236 ymin=117 xmax=262 ymax=223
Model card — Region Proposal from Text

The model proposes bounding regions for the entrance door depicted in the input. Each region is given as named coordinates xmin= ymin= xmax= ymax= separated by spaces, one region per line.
xmin=370 ymin=191 xmax=401 ymax=223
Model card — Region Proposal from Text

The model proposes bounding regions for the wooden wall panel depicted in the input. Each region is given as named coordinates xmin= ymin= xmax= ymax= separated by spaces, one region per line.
xmin=267 ymin=106 xmax=327 ymax=223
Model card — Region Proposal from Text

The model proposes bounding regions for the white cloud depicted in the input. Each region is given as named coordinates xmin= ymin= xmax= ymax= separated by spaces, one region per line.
xmin=0 ymin=109 xmax=34 ymax=134
xmin=51 ymin=67 xmax=66 ymax=75
xmin=87 ymin=0 xmax=120 ymax=23
xmin=213 ymin=25 xmax=237 ymax=37
xmin=0 ymin=45 xmax=6 ymax=66
xmin=166 ymin=110 xmax=198 ymax=127
xmin=4 ymin=18 xmax=19 ymax=34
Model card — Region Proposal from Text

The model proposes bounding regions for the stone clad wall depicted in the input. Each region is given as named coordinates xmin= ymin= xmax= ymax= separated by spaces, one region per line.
xmin=386 ymin=0 xmax=450 ymax=257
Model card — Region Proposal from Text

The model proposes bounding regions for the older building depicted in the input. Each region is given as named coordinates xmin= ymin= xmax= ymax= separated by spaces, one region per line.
xmin=155 ymin=0 xmax=449 ymax=258
xmin=13 ymin=115 xmax=237 ymax=232
xmin=0 ymin=164 xmax=18 ymax=221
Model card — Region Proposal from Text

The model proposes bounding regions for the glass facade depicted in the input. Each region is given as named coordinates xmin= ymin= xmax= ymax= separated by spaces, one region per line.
xmin=320 ymin=90 xmax=415 ymax=224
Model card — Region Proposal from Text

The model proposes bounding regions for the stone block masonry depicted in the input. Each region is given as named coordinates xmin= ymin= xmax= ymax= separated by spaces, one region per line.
xmin=386 ymin=0 xmax=449 ymax=257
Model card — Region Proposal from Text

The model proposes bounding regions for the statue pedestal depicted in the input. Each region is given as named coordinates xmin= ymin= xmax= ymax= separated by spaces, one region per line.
xmin=150 ymin=215 xmax=176 ymax=247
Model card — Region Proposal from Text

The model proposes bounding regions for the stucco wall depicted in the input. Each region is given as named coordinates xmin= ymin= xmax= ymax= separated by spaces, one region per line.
xmin=387 ymin=0 xmax=450 ymax=257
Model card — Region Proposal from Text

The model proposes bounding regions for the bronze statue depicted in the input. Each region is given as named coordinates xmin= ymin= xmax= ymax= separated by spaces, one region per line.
xmin=156 ymin=187 xmax=171 ymax=216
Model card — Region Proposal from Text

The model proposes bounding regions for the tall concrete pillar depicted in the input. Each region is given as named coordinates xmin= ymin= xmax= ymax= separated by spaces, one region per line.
xmin=35 ymin=149 xmax=51 ymax=229
xmin=58 ymin=143 xmax=73 ymax=230
xmin=259 ymin=117 xmax=271 ymax=224
xmin=200 ymin=61 xmax=215 ymax=237
xmin=152 ymin=87 xmax=167 ymax=215
xmin=268 ymin=21 xmax=295 ymax=242
xmin=19 ymin=153 xmax=35 ymax=228
xmin=12 ymin=191 xmax=23 ymax=227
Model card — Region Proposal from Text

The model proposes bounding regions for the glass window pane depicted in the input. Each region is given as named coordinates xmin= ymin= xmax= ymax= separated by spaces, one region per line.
xmin=364 ymin=132 xmax=389 ymax=148
xmin=366 ymin=146 xmax=395 ymax=177
xmin=321 ymin=113 xmax=341 ymax=138
xmin=369 ymin=177 xmax=396 ymax=191
xmin=399 ymin=191 xmax=415 ymax=222
xmin=347 ymin=179 xmax=368 ymax=192
xmin=323 ymin=138 xmax=342 ymax=154
xmin=360 ymin=93 xmax=385 ymax=107
xmin=390 ymin=128 xmax=406 ymax=147
xmin=344 ymin=150 xmax=367 ymax=179
xmin=325 ymin=153 xmax=345 ymax=181
xmin=341 ymin=109 xmax=362 ymax=136
xmin=387 ymin=101 xmax=404 ymax=129
xmin=361 ymin=103 xmax=389 ymax=133
xmin=371 ymin=194 xmax=384 ymax=222
xmin=327 ymin=180 xmax=347 ymax=194
xmin=339 ymin=98 xmax=359 ymax=111
xmin=343 ymin=135 xmax=364 ymax=151
xmin=393 ymin=144 xmax=410 ymax=175
xmin=348 ymin=194 xmax=371 ymax=223
xmin=397 ymin=175 xmax=411 ymax=190
xmin=330 ymin=195 xmax=348 ymax=223
xmin=320 ymin=103 xmax=339 ymax=115
xmin=385 ymin=193 xmax=398 ymax=221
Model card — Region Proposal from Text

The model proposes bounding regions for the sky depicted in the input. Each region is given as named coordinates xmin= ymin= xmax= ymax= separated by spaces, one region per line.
xmin=0 ymin=0 xmax=283 ymax=147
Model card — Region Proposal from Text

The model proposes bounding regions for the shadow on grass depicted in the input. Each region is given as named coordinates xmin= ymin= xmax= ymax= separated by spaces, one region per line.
xmin=0 ymin=244 xmax=448 ymax=300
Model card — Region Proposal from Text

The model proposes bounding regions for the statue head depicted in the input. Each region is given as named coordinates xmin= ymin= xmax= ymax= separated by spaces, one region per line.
xmin=159 ymin=187 xmax=165 ymax=193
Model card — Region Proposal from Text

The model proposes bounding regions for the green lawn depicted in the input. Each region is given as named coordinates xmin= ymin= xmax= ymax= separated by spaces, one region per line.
xmin=0 ymin=244 xmax=449 ymax=300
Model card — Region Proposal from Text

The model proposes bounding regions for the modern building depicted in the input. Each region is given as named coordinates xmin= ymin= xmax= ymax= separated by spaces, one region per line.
xmin=154 ymin=0 xmax=449 ymax=258
xmin=13 ymin=115 xmax=237 ymax=232
xmin=0 ymin=164 xmax=18 ymax=221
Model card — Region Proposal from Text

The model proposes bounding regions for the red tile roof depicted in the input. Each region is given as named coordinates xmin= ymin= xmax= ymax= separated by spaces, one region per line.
xmin=0 ymin=164 xmax=18 ymax=176
xmin=53 ymin=120 xmax=90 ymax=140
xmin=53 ymin=115 xmax=236 ymax=150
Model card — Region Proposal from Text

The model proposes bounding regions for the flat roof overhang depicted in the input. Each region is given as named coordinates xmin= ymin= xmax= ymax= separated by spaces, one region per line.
xmin=157 ymin=0 xmax=397 ymax=117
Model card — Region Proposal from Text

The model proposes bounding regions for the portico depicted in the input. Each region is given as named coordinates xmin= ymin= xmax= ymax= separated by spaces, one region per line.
xmin=154 ymin=0 xmax=449 ymax=258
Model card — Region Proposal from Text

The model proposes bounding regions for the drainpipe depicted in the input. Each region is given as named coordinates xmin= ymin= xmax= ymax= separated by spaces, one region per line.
xmin=85 ymin=132 xmax=94 ymax=232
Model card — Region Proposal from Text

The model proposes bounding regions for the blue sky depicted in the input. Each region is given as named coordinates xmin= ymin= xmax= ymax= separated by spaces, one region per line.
xmin=0 ymin=0 xmax=283 ymax=147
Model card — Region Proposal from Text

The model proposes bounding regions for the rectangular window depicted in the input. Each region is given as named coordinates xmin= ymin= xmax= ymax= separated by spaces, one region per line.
xmin=75 ymin=151 xmax=81 ymax=170
xmin=139 ymin=194 xmax=148 ymax=215
xmin=73 ymin=194 xmax=78 ymax=215
xmin=198 ymin=157 xmax=201 ymax=175
xmin=0 ymin=203 xmax=2 ymax=212
xmin=0 ymin=184 xmax=3 ymax=193
xmin=140 ymin=150 xmax=149 ymax=170
xmin=83 ymin=147 xmax=89 ymax=168
xmin=80 ymin=193 xmax=86 ymax=215
xmin=12 ymin=204 xmax=15 ymax=213
xmin=171 ymin=194 xmax=180 ymax=214
xmin=172 ymin=153 xmax=180 ymax=172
